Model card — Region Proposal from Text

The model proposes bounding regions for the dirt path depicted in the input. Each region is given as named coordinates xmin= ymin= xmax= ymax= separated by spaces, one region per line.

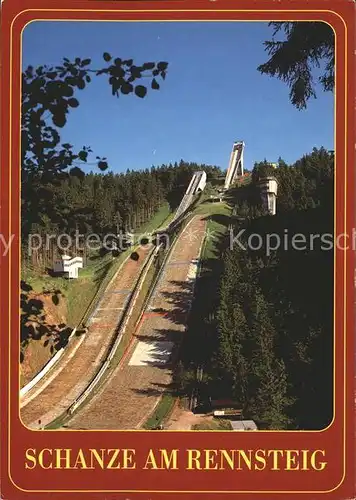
xmin=20 ymin=246 xmax=152 ymax=429
xmin=67 ymin=216 xmax=207 ymax=430
xmin=165 ymin=405 xmax=212 ymax=430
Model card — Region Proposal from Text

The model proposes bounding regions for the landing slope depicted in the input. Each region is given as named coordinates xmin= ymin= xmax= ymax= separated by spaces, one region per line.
xmin=68 ymin=216 xmax=207 ymax=430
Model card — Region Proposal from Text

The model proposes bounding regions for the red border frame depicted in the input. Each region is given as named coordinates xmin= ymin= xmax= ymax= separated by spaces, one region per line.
xmin=1 ymin=1 xmax=355 ymax=498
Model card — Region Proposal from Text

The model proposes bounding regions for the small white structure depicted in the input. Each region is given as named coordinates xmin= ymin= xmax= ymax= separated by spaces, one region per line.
xmin=224 ymin=141 xmax=245 ymax=190
xmin=258 ymin=176 xmax=278 ymax=215
xmin=53 ymin=254 xmax=83 ymax=279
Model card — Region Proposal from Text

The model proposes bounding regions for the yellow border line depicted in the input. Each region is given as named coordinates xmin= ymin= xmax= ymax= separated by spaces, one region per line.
xmin=6 ymin=7 xmax=348 ymax=495
xmin=16 ymin=11 xmax=342 ymax=435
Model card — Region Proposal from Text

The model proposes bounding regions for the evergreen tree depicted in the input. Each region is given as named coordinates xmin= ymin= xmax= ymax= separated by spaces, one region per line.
xmin=258 ymin=22 xmax=334 ymax=109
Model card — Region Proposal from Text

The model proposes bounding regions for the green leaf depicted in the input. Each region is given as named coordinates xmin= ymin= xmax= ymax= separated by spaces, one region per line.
xmin=65 ymin=76 xmax=76 ymax=86
xmin=130 ymin=66 xmax=142 ymax=78
xmin=82 ymin=58 xmax=91 ymax=66
xmin=77 ymin=79 xmax=85 ymax=90
xmin=134 ymin=85 xmax=147 ymax=98
xmin=114 ymin=57 xmax=122 ymax=66
xmin=112 ymin=66 xmax=125 ymax=78
xmin=103 ymin=52 xmax=112 ymax=62
xmin=151 ymin=78 xmax=160 ymax=90
xmin=69 ymin=167 xmax=85 ymax=179
xmin=85 ymin=75 xmax=91 ymax=83
xmin=62 ymin=85 xmax=74 ymax=97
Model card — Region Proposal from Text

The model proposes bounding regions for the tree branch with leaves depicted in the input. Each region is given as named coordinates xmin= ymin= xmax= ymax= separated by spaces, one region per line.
xmin=22 ymin=52 xmax=168 ymax=179
xmin=21 ymin=52 xmax=168 ymax=232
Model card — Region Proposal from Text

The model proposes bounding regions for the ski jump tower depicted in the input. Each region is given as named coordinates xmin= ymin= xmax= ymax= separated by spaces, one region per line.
xmin=224 ymin=141 xmax=245 ymax=190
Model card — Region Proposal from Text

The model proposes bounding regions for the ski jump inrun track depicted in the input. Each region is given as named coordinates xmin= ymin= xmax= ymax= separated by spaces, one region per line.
xmin=20 ymin=215 xmax=207 ymax=430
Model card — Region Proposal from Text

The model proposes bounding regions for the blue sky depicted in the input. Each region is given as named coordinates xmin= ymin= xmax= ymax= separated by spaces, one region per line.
xmin=23 ymin=21 xmax=334 ymax=173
